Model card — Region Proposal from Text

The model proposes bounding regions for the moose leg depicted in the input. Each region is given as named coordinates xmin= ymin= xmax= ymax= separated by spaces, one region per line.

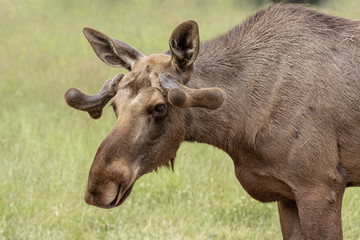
xmin=295 ymin=186 xmax=345 ymax=240
xmin=278 ymin=200 xmax=304 ymax=240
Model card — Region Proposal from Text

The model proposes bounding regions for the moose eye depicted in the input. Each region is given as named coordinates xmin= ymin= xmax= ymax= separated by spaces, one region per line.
xmin=150 ymin=104 xmax=167 ymax=119
xmin=155 ymin=104 xmax=166 ymax=113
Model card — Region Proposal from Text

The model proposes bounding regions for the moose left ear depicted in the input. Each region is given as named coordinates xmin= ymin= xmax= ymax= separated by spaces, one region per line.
xmin=83 ymin=27 xmax=145 ymax=71
xmin=169 ymin=20 xmax=200 ymax=74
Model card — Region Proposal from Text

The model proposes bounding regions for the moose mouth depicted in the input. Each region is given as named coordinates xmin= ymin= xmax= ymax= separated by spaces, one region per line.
xmin=108 ymin=183 xmax=134 ymax=208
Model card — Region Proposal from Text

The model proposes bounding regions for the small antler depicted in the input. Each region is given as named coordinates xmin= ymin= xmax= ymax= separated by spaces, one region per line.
xmin=159 ymin=74 xmax=225 ymax=109
xmin=64 ymin=73 xmax=124 ymax=119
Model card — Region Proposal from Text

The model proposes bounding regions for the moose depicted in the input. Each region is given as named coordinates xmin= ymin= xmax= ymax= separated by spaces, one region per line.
xmin=65 ymin=3 xmax=360 ymax=239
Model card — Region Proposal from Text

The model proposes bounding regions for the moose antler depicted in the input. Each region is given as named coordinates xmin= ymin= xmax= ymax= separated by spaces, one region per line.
xmin=159 ymin=74 xmax=226 ymax=109
xmin=64 ymin=73 xmax=124 ymax=119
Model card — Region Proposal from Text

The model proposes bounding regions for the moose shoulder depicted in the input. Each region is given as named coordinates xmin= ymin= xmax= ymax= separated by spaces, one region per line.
xmin=65 ymin=3 xmax=360 ymax=239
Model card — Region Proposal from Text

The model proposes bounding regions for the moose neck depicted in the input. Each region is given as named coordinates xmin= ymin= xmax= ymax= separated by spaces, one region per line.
xmin=183 ymin=106 xmax=240 ymax=155
xmin=183 ymin=51 xmax=244 ymax=157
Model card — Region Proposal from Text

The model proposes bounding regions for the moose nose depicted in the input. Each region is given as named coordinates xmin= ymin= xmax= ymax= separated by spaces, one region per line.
xmin=84 ymin=181 xmax=121 ymax=208
xmin=84 ymin=189 xmax=95 ymax=206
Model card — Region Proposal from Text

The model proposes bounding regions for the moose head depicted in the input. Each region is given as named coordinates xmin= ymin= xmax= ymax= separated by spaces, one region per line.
xmin=65 ymin=21 xmax=226 ymax=208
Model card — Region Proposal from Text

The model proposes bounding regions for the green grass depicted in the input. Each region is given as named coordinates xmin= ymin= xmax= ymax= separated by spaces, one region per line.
xmin=1 ymin=0 xmax=359 ymax=239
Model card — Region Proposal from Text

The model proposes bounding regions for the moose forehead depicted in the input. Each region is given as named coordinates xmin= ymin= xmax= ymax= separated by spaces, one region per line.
xmin=112 ymin=54 xmax=171 ymax=109
xmin=117 ymin=53 xmax=172 ymax=90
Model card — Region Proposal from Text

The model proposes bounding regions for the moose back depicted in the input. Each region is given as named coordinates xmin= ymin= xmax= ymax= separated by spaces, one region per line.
xmin=65 ymin=3 xmax=360 ymax=239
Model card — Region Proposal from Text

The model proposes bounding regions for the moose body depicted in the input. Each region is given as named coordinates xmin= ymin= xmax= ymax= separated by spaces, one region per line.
xmin=65 ymin=4 xmax=360 ymax=239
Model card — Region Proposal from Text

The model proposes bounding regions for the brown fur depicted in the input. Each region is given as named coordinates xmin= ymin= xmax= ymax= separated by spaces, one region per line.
xmin=65 ymin=4 xmax=360 ymax=239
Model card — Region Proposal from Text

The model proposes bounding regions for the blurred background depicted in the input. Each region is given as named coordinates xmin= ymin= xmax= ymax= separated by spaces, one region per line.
xmin=1 ymin=0 xmax=359 ymax=239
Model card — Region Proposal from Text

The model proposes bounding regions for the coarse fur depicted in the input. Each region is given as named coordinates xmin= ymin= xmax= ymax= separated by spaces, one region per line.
xmin=65 ymin=3 xmax=360 ymax=239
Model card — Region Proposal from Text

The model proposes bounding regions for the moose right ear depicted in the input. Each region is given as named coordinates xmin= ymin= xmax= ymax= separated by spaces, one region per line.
xmin=169 ymin=21 xmax=200 ymax=73
xmin=83 ymin=27 xmax=145 ymax=71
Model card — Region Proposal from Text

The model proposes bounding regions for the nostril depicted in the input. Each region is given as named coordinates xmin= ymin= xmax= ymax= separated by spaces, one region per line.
xmin=108 ymin=184 xmax=121 ymax=208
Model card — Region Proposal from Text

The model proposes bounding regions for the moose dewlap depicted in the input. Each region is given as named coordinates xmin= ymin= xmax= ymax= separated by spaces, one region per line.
xmin=64 ymin=3 xmax=360 ymax=239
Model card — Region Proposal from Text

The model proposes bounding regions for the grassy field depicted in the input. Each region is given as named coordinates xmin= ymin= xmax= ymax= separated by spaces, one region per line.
xmin=1 ymin=0 xmax=359 ymax=239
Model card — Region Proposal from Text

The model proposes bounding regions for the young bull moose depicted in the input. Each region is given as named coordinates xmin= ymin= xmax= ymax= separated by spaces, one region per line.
xmin=65 ymin=3 xmax=360 ymax=239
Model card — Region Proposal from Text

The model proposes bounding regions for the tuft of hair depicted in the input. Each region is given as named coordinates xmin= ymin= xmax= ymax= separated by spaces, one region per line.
xmin=154 ymin=158 xmax=175 ymax=172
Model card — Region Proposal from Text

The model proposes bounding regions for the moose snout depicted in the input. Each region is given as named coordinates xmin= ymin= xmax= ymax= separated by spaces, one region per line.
xmin=84 ymin=158 xmax=137 ymax=208
xmin=84 ymin=188 xmax=96 ymax=207
xmin=83 ymin=128 xmax=142 ymax=208
xmin=84 ymin=180 xmax=121 ymax=209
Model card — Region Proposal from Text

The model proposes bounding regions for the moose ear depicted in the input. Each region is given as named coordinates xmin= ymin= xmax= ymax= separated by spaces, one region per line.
xmin=169 ymin=21 xmax=200 ymax=73
xmin=83 ymin=27 xmax=145 ymax=71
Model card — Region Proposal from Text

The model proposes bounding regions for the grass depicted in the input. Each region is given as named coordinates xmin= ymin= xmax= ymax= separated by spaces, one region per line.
xmin=0 ymin=0 xmax=359 ymax=239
